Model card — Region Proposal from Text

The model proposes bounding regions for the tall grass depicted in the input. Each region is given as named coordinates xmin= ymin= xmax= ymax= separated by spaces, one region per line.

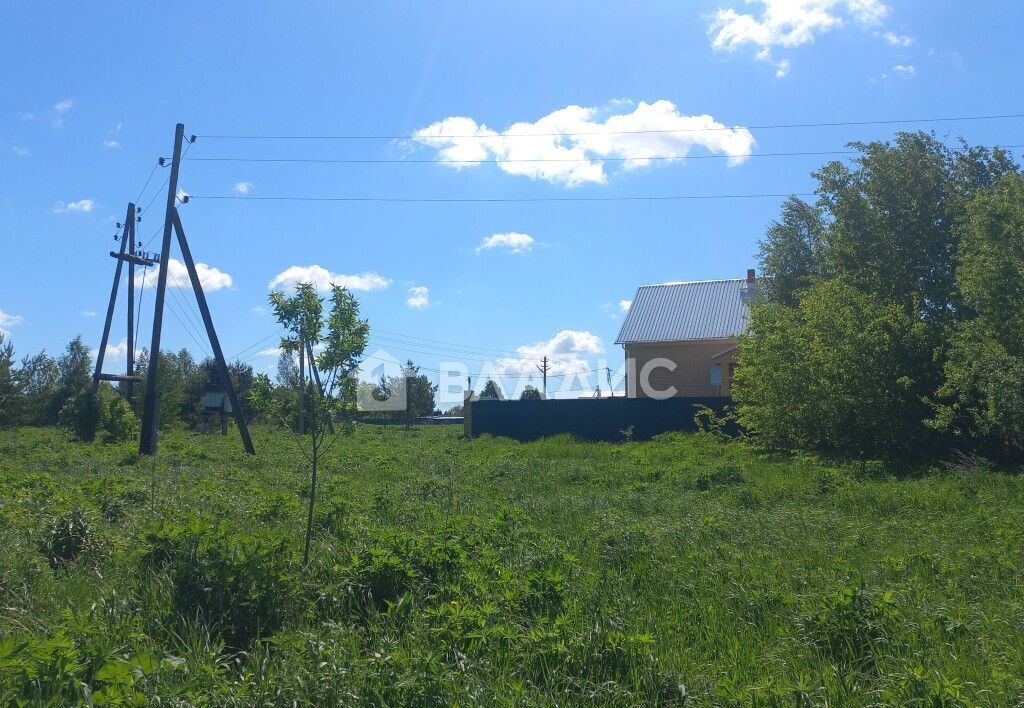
xmin=0 ymin=425 xmax=1021 ymax=705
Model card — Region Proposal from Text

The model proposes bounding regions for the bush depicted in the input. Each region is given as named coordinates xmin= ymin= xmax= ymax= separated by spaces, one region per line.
xmin=43 ymin=508 xmax=94 ymax=568
xmin=799 ymin=584 xmax=899 ymax=669
xmin=140 ymin=521 xmax=297 ymax=648
xmin=57 ymin=390 xmax=101 ymax=442
xmin=101 ymin=395 xmax=138 ymax=444
xmin=734 ymin=279 xmax=934 ymax=458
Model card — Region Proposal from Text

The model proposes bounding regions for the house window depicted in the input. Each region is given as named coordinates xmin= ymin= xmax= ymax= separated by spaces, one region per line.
xmin=708 ymin=364 xmax=722 ymax=386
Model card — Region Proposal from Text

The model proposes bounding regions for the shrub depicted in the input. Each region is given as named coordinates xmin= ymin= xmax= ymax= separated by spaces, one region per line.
xmin=799 ymin=584 xmax=899 ymax=669
xmin=57 ymin=390 xmax=101 ymax=442
xmin=140 ymin=521 xmax=297 ymax=647
xmin=734 ymin=279 xmax=934 ymax=459
xmin=43 ymin=508 xmax=94 ymax=568
xmin=101 ymin=396 xmax=138 ymax=444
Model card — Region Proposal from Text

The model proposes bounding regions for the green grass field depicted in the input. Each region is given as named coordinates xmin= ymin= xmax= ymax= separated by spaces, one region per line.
xmin=0 ymin=425 xmax=1021 ymax=706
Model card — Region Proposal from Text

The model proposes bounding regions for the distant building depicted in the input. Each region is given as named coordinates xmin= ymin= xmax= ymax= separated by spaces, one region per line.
xmin=615 ymin=270 xmax=756 ymax=398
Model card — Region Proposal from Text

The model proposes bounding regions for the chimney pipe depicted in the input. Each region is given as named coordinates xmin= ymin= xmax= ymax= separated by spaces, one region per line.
xmin=746 ymin=268 xmax=756 ymax=284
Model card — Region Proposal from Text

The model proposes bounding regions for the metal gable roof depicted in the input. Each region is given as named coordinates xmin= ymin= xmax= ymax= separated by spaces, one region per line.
xmin=615 ymin=279 xmax=753 ymax=344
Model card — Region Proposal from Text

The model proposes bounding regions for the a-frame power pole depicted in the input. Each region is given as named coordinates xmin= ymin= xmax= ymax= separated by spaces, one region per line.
xmin=93 ymin=202 xmax=155 ymax=398
xmin=138 ymin=122 xmax=255 ymax=456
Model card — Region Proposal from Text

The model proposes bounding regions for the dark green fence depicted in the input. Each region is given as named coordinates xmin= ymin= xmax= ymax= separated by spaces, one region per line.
xmin=468 ymin=396 xmax=733 ymax=442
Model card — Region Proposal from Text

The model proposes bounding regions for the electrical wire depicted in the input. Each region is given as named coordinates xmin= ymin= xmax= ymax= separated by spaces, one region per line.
xmin=190 ymin=192 xmax=815 ymax=204
xmin=179 ymin=143 xmax=1024 ymax=166
xmin=194 ymin=112 xmax=1024 ymax=140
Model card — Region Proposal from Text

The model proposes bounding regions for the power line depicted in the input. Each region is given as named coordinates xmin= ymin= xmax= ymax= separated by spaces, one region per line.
xmin=190 ymin=192 xmax=815 ymax=204
xmin=179 ymin=143 xmax=1024 ymax=166
xmin=194 ymin=112 xmax=1024 ymax=140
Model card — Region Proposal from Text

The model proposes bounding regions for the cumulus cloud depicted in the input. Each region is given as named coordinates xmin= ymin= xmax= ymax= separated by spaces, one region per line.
xmin=877 ymin=30 xmax=913 ymax=46
xmin=91 ymin=338 xmax=128 ymax=360
xmin=82 ymin=310 xmax=96 ymax=317
xmin=135 ymin=258 xmax=233 ymax=292
xmin=619 ymin=300 xmax=633 ymax=312
xmin=892 ymin=63 xmax=916 ymax=76
xmin=476 ymin=232 xmax=535 ymax=255
xmin=494 ymin=329 xmax=603 ymax=376
xmin=104 ymin=139 xmax=120 ymax=149
xmin=0 ymin=308 xmax=23 ymax=335
xmin=709 ymin=0 xmax=898 ymax=75
xmin=53 ymin=199 xmax=95 ymax=214
xmin=234 ymin=182 xmax=252 ymax=194
xmin=413 ymin=99 xmax=756 ymax=186
xmin=12 ymin=146 xmax=30 ymax=157
xmin=269 ymin=265 xmax=391 ymax=292
xmin=406 ymin=285 xmax=430 ymax=309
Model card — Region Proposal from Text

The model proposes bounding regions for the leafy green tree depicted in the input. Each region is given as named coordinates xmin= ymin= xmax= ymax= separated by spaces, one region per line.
xmin=734 ymin=279 xmax=932 ymax=458
xmin=932 ymin=173 xmax=1024 ymax=458
xmin=743 ymin=133 xmax=1020 ymax=458
xmin=520 ymin=384 xmax=542 ymax=400
xmin=757 ymin=196 xmax=827 ymax=307
xmin=0 ymin=334 xmax=20 ymax=428
xmin=49 ymin=336 xmax=92 ymax=424
xmin=479 ymin=379 xmax=503 ymax=400
xmin=248 ymin=373 xmax=275 ymax=423
xmin=269 ymin=283 xmax=369 ymax=565
xmin=16 ymin=351 xmax=59 ymax=425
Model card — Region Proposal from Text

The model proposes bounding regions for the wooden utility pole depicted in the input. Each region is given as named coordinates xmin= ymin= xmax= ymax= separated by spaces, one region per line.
xmin=537 ymin=356 xmax=549 ymax=399
xmin=139 ymin=123 xmax=184 ymax=455
xmin=139 ymin=122 xmax=255 ymax=456
xmin=93 ymin=203 xmax=152 ymax=399
xmin=171 ymin=209 xmax=254 ymax=454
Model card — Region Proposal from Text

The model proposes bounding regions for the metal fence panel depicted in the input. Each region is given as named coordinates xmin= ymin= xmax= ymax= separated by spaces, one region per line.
xmin=469 ymin=397 xmax=733 ymax=442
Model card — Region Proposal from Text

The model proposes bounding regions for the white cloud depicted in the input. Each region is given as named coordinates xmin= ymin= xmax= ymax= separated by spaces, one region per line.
xmin=53 ymin=199 xmax=95 ymax=214
xmin=494 ymin=329 xmax=603 ymax=376
xmin=82 ymin=310 xmax=96 ymax=317
xmin=268 ymin=265 xmax=391 ymax=292
xmin=413 ymin=99 xmax=756 ymax=186
xmin=0 ymin=308 xmax=23 ymax=336
xmin=135 ymin=257 xmax=233 ymax=292
xmin=406 ymin=285 xmax=430 ymax=309
xmin=877 ymin=30 xmax=913 ymax=46
xmin=476 ymin=232 xmax=535 ymax=255
xmin=103 ymin=139 xmax=120 ymax=149
xmin=892 ymin=63 xmax=916 ymax=76
xmin=709 ymin=0 xmax=897 ymax=74
xmin=234 ymin=182 xmax=252 ymax=194
xmin=52 ymin=98 xmax=73 ymax=128
xmin=12 ymin=146 xmax=30 ymax=157
xmin=619 ymin=300 xmax=633 ymax=312
xmin=19 ymin=112 xmax=34 ymax=121
xmin=91 ymin=338 xmax=128 ymax=360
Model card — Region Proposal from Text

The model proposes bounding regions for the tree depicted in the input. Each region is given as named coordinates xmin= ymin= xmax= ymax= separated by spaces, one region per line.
xmin=757 ymin=196 xmax=827 ymax=307
xmin=742 ymin=133 xmax=1021 ymax=458
xmin=16 ymin=351 xmax=58 ymax=425
xmin=520 ymin=384 xmax=542 ymax=400
xmin=932 ymin=173 xmax=1024 ymax=459
xmin=734 ymin=279 xmax=932 ymax=458
xmin=0 ymin=334 xmax=20 ymax=428
xmin=380 ymin=360 xmax=437 ymax=426
xmin=479 ymin=379 xmax=503 ymax=400
xmin=269 ymin=283 xmax=369 ymax=565
xmin=50 ymin=335 xmax=92 ymax=425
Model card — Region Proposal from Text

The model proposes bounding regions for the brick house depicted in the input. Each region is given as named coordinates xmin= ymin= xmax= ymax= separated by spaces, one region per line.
xmin=615 ymin=270 xmax=756 ymax=398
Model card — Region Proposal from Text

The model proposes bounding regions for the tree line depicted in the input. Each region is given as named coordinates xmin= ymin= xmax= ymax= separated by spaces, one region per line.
xmin=736 ymin=132 xmax=1023 ymax=461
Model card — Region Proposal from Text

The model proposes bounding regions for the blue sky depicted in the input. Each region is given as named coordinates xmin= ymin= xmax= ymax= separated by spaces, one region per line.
xmin=2 ymin=1 xmax=1022 ymax=402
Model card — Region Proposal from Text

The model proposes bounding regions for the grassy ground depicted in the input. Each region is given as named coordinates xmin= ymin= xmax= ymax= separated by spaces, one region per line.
xmin=0 ymin=425 xmax=1022 ymax=706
